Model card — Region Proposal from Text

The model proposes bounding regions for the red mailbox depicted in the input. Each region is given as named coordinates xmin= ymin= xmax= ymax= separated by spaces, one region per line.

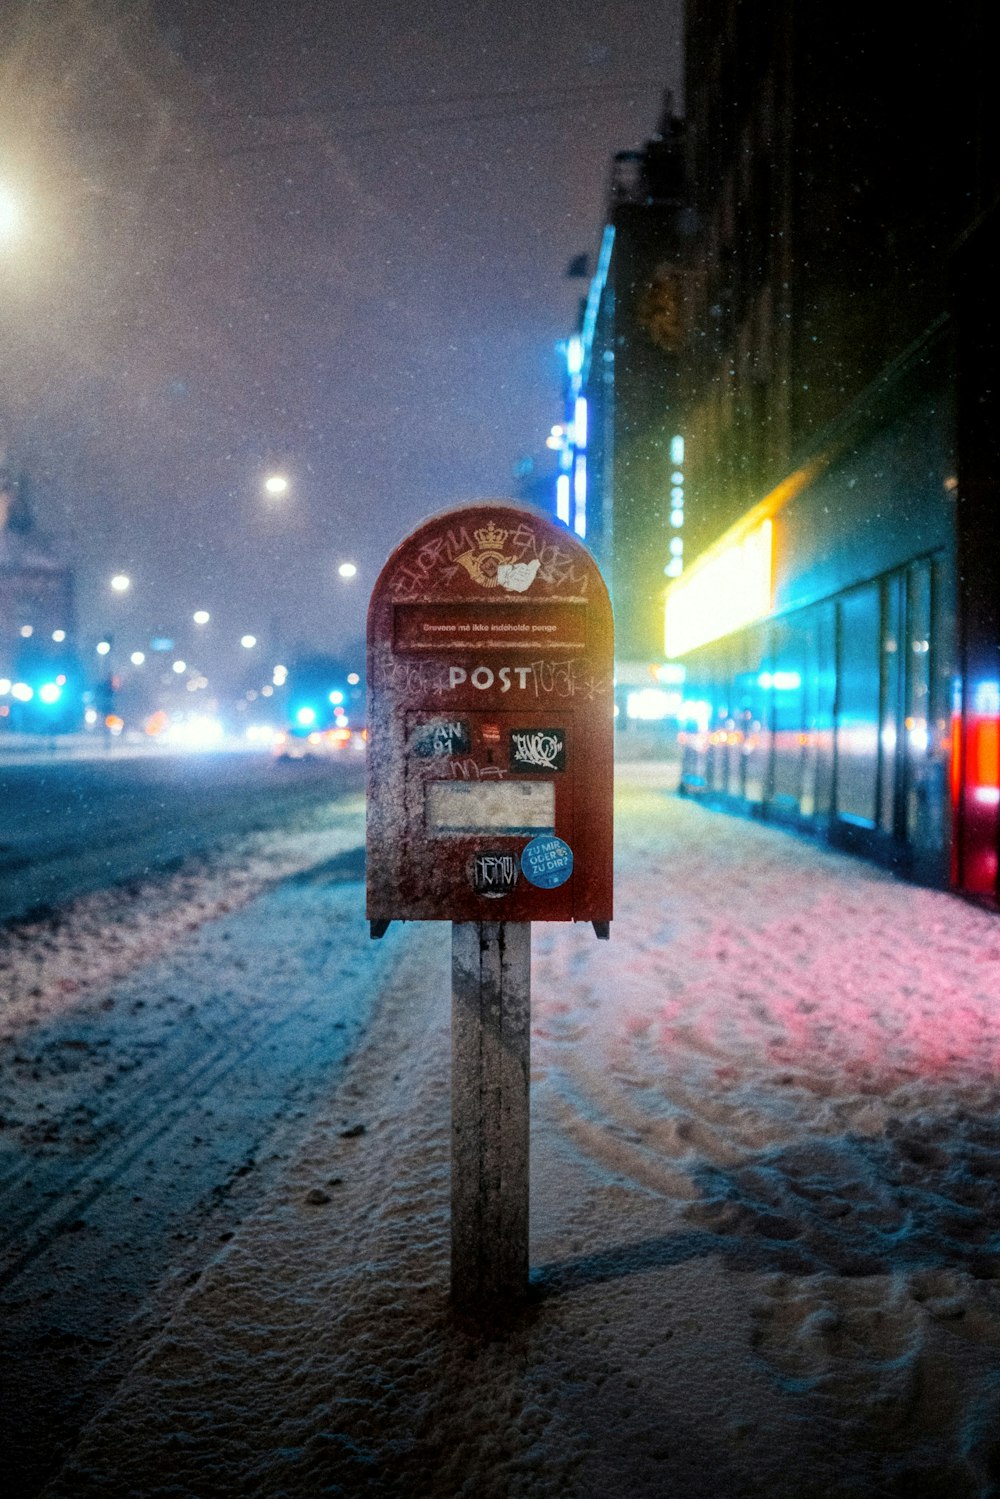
xmin=366 ymin=500 xmax=614 ymax=935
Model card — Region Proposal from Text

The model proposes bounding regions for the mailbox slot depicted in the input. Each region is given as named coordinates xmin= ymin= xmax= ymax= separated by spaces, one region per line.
xmin=425 ymin=780 xmax=556 ymax=835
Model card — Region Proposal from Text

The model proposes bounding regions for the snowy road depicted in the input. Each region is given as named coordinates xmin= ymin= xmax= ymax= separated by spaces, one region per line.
xmin=0 ymin=750 xmax=364 ymax=922
xmin=0 ymin=784 xmax=382 ymax=1497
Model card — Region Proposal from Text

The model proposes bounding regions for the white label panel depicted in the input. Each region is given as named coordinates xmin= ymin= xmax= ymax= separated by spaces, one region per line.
xmin=425 ymin=780 xmax=555 ymax=834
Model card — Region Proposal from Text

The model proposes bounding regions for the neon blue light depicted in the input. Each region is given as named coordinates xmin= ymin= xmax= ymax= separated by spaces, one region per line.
xmin=295 ymin=706 xmax=317 ymax=727
xmin=38 ymin=682 xmax=62 ymax=705
xmin=573 ymin=456 xmax=587 ymax=538
xmin=574 ymin=396 xmax=588 ymax=450
xmin=671 ymin=486 xmax=684 ymax=503
xmin=670 ymin=509 xmax=684 ymax=527
xmin=580 ymin=225 xmax=616 ymax=381
xmin=973 ymin=680 xmax=1000 ymax=715
xmin=556 ymin=473 xmax=571 ymax=525
xmin=670 ymin=435 xmax=684 ymax=465
xmin=671 ymin=471 xmax=684 ymax=485
xmin=566 ymin=336 xmax=583 ymax=377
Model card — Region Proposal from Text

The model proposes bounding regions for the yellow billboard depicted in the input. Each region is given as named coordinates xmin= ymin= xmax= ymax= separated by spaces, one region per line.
xmin=664 ymin=518 xmax=773 ymax=658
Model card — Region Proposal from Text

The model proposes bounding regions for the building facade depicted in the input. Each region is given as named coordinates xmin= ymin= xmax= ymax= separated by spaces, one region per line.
xmin=668 ymin=0 xmax=1000 ymax=900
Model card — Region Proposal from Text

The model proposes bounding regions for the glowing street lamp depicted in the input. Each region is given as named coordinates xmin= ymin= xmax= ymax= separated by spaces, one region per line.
xmin=240 ymin=634 xmax=257 ymax=649
xmin=193 ymin=610 xmax=210 ymax=625
xmin=96 ymin=640 xmax=111 ymax=656
xmin=0 ymin=186 xmax=21 ymax=241
xmin=130 ymin=651 xmax=145 ymax=666
xmin=338 ymin=561 xmax=358 ymax=579
xmin=263 ymin=474 xmax=288 ymax=497
xmin=110 ymin=573 xmax=131 ymax=593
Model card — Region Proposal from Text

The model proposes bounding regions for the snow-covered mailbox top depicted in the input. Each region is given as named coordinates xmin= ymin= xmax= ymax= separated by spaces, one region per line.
xmin=366 ymin=500 xmax=614 ymax=934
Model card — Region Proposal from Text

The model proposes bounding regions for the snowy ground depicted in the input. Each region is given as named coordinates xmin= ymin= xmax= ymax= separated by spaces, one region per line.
xmin=20 ymin=763 xmax=1000 ymax=1497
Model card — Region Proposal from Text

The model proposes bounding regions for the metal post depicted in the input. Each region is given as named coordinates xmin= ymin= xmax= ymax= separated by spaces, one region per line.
xmin=450 ymin=920 xmax=531 ymax=1307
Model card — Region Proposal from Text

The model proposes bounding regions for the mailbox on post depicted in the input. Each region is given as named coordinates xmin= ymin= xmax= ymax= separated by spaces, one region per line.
xmin=366 ymin=499 xmax=614 ymax=1310
xmin=366 ymin=500 xmax=613 ymax=935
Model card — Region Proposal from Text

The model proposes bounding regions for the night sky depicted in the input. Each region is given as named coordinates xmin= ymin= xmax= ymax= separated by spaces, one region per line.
xmin=0 ymin=0 xmax=681 ymax=687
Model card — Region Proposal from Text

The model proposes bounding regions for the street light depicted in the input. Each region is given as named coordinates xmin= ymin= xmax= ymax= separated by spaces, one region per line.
xmin=0 ymin=186 xmax=21 ymax=241
xmin=240 ymin=634 xmax=257 ymax=649
xmin=193 ymin=610 xmax=210 ymax=625
xmin=264 ymin=474 xmax=288 ymax=497
xmin=110 ymin=573 xmax=131 ymax=593
xmin=338 ymin=561 xmax=358 ymax=579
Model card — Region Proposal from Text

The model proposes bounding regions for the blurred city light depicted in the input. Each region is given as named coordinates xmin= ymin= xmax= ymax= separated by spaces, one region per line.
xmin=329 ymin=690 xmax=344 ymax=705
xmin=347 ymin=672 xmax=360 ymax=685
xmin=295 ymin=706 xmax=317 ymax=727
xmin=96 ymin=640 xmax=111 ymax=656
xmin=52 ymin=629 xmax=66 ymax=642
xmin=110 ymin=574 xmax=131 ymax=593
xmin=338 ymin=562 xmax=358 ymax=579
xmin=626 ymin=687 xmax=678 ymax=721
xmin=240 ymin=634 xmax=257 ymax=649
xmin=0 ymin=186 xmax=22 ymax=240
xmin=172 ymin=659 xmax=187 ymax=674
xmin=163 ymin=714 xmax=225 ymax=750
xmin=0 ymin=679 xmax=10 ymax=694
xmin=11 ymin=682 xmax=33 ymax=702
xmin=272 ymin=664 xmax=288 ymax=685
xmin=193 ymin=610 xmax=210 ymax=625
xmin=264 ymin=474 xmax=288 ymax=496
xmin=130 ymin=651 xmax=146 ymax=665
xmin=19 ymin=624 xmax=33 ymax=638
xmin=38 ymin=682 xmax=61 ymax=704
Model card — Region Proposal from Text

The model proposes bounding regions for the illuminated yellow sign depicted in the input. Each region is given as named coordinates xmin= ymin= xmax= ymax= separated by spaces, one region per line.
xmin=664 ymin=519 xmax=773 ymax=657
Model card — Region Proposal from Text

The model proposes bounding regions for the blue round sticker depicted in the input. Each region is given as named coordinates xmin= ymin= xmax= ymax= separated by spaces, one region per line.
xmin=521 ymin=835 xmax=574 ymax=889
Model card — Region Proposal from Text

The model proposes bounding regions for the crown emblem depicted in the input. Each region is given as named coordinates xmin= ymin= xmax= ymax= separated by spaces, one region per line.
xmin=474 ymin=521 xmax=508 ymax=552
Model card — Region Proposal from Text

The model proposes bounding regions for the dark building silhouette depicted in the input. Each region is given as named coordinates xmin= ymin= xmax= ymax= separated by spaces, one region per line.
xmin=564 ymin=2 xmax=1000 ymax=896
xmin=668 ymin=0 xmax=1000 ymax=898
xmin=563 ymin=99 xmax=687 ymax=673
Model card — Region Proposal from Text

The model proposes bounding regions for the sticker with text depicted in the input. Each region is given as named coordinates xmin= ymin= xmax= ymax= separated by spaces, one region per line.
xmin=409 ymin=719 xmax=471 ymax=757
xmin=472 ymin=850 xmax=519 ymax=896
xmin=509 ymin=728 xmax=565 ymax=772
xmin=520 ymin=835 xmax=573 ymax=889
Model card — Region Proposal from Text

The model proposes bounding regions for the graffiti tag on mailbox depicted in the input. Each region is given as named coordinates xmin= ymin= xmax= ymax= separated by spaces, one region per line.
xmin=472 ymin=851 xmax=519 ymax=896
xmin=509 ymin=729 xmax=565 ymax=772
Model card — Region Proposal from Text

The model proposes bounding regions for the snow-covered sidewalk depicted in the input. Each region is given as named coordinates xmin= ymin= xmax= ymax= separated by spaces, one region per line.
xmin=45 ymin=764 xmax=1000 ymax=1498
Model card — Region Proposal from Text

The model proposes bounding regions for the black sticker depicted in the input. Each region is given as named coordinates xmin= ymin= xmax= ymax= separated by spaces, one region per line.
xmin=472 ymin=850 xmax=519 ymax=897
xmin=509 ymin=728 xmax=566 ymax=773
xmin=410 ymin=718 xmax=471 ymax=757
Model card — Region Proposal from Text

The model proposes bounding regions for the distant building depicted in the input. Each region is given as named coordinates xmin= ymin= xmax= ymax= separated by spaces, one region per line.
xmin=556 ymin=99 xmax=687 ymax=675
xmin=0 ymin=462 xmax=79 ymax=730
